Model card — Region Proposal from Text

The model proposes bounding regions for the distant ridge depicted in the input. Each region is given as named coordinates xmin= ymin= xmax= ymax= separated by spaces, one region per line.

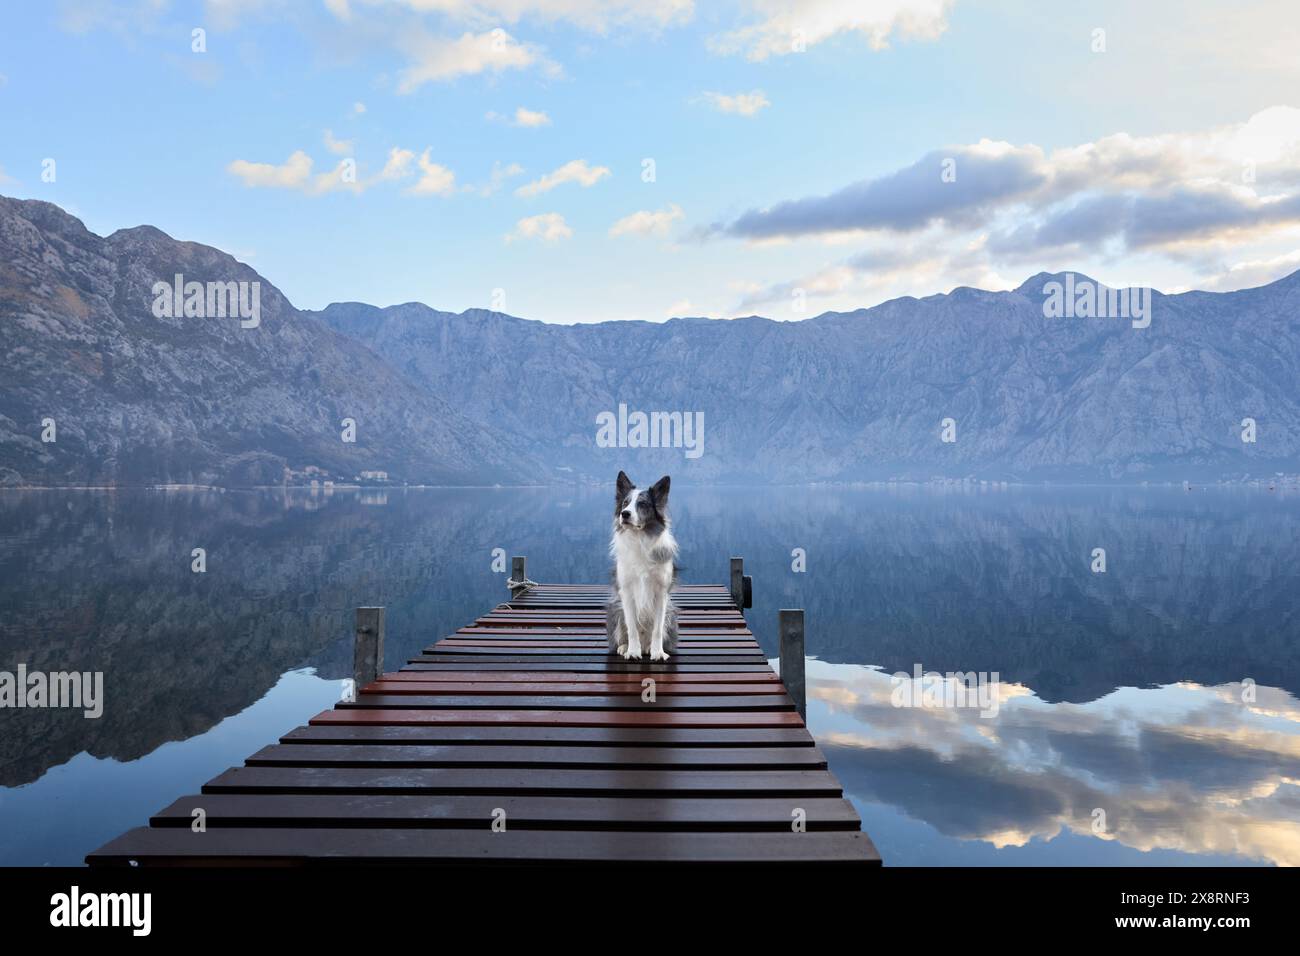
xmin=0 ymin=196 xmax=543 ymax=487
xmin=2 ymin=194 xmax=1298 ymax=486
xmin=311 ymin=268 xmax=1300 ymax=483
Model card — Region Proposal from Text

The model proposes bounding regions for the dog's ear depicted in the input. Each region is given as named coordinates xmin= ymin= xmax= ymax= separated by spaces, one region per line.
xmin=650 ymin=475 xmax=670 ymax=507
xmin=616 ymin=471 xmax=634 ymax=499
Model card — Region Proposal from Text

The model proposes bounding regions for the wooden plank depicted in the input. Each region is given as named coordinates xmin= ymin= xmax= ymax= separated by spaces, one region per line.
xmin=308 ymin=708 xmax=805 ymax=728
xmin=246 ymin=743 xmax=829 ymax=769
xmin=201 ymin=766 xmax=847 ymax=797
xmin=463 ymin=630 xmax=749 ymax=636
xmin=372 ymin=670 xmax=781 ymax=684
xmin=280 ymin=724 xmax=818 ymax=747
xmin=362 ymin=681 xmax=788 ymax=695
xmin=399 ymin=662 xmax=777 ymax=673
xmin=150 ymin=794 xmax=861 ymax=830
xmin=89 ymin=827 xmax=880 ymax=865
xmin=345 ymin=697 xmax=790 ymax=712
xmin=342 ymin=694 xmax=794 ymax=711
xmin=434 ymin=640 xmax=756 ymax=649
xmin=411 ymin=650 xmax=768 ymax=660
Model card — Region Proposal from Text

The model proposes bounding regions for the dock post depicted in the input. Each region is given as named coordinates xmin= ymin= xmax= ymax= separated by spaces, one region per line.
xmin=353 ymin=607 xmax=385 ymax=691
xmin=779 ymin=608 xmax=806 ymax=718
xmin=730 ymin=556 xmax=744 ymax=608
xmin=510 ymin=555 xmax=529 ymax=598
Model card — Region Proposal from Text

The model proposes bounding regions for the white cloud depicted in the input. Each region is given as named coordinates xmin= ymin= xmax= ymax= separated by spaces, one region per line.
xmin=323 ymin=129 xmax=354 ymax=155
xmin=227 ymin=151 xmax=315 ymax=190
xmin=477 ymin=160 xmax=525 ymax=196
xmin=515 ymin=158 xmax=610 ymax=197
xmin=698 ymin=89 xmax=770 ymax=116
xmin=513 ymin=106 xmax=551 ymax=127
xmin=709 ymin=107 xmax=1300 ymax=253
xmin=1196 ymin=248 xmax=1300 ymax=291
xmin=506 ymin=211 xmax=572 ymax=242
xmin=396 ymin=28 xmax=558 ymax=91
xmin=711 ymin=0 xmax=955 ymax=61
xmin=330 ymin=0 xmax=694 ymax=33
xmin=376 ymin=147 xmax=416 ymax=181
xmin=666 ymin=298 xmax=694 ymax=317
xmin=486 ymin=106 xmax=552 ymax=127
xmin=226 ymin=144 xmax=453 ymax=196
xmin=609 ymin=203 xmax=684 ymax=238
xmin=0 ymin=164 xmax=14 ymax=186
xmin=352 ymin=101 xmax=367 ymax=114
xmin=407 ymin=148 xmax=458 ymax=195
xmin=719 ymin=107 xmax=1300 ymax=316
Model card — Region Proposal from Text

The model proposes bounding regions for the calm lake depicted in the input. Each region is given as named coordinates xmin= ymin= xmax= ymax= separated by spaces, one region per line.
xmin=1 ymin=485 xmax=1298 ymax=866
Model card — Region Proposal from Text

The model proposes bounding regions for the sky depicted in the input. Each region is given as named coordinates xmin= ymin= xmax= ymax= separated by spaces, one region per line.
xmin=2 ymin=0 xmax=1300 ymax=323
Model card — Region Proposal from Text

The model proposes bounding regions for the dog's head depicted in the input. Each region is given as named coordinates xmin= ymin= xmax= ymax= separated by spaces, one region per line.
xmin=614 ymin=471 xmax=670 ymax=534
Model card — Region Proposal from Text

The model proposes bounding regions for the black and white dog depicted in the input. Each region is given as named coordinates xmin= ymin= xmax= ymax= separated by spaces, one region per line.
xmin=606 ymin=471 xmax=678 ymax=661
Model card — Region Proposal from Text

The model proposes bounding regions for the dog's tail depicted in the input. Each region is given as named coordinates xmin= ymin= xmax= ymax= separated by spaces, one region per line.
xmin=663 ymin=601 xmax=678 ymax=653
xmin=606 ymin=582 xmax=626 ymax=654
xmin=663 ymin=564 xmax=680 ymax=652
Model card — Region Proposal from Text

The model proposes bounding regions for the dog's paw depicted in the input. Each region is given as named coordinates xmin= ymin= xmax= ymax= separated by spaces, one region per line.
xmin=622 ymin=643 xmax=643 ymax=660
xmin=649 ymin=649 xmax=670 ymax=661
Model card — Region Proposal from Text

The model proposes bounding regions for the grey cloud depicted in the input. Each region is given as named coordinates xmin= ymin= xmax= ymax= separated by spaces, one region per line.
xmin=991 ymin=185 xmax=1300 ymax=255
xmin=1127 ymin=185 xmax=1300 ymax=247
xmin=712 ymin=147 xmax=1047 ymax=240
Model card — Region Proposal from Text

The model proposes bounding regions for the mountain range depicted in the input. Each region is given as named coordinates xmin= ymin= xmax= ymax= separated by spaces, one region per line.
xmin=2 ymin=194 xmax=1298 ymax=486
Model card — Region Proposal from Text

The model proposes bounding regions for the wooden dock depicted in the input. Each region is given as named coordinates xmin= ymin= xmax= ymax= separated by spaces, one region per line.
xmin=88 ymin=568 xmax=880 ymax=866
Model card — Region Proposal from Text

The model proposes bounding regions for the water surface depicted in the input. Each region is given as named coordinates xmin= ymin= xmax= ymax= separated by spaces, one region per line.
xmin=1 ymin=485 xmax=1297 ymax=865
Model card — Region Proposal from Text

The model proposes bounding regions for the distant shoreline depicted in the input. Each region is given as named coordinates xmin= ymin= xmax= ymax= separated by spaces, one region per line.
xmin=2 ymin=479 xmax=1296 ymax=493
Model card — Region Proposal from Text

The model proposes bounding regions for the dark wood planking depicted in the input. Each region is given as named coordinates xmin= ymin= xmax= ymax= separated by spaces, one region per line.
xmin=90 ymin=827 xmax=880 ymax=865
xmin=343 ymin=694 xmax=794 ymax=711
xmin=401 ymin=661 xmax=777 ymax=672
xmin=412 ymin=651 xmax=769 ymax=660
xmin=371 ymin=670 xmax=781 ymax=684
xmin=436 ymin=640 xmax=756 ymax=649
xmin=309 ymin=708 xmax=805 ymax=728
xmin=150 ymin=794 xmax=860 ymax=830
xmin=463 ymin=633 xmax=752 ymax=639
xmin=442 ymin=633 xmax=758 ymax=642
xmin=280 ymin=724 xmax=819 ymax=747
xmin=201 ymin=766 xmax=847 ymax=797
xmin=85 ymin=575 xmax=880 ymax=867
xmin=362 ymin=681 xmax=787 ymax=695
xmin=409 ymin=656 xmax=771 ymax=665
xmin=245 ymin=743 xmax=829 ymax=769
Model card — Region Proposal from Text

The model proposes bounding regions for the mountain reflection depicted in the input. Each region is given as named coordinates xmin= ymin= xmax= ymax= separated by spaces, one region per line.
xmin=808 ymin=662 xmax=1300 ymax=866
xmin=1 ymin=484 xmax=1297 ymax=865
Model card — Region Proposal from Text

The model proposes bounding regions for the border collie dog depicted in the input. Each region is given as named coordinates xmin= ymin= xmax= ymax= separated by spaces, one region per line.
xmin=607 ymin=471 xmax=678 ymax=661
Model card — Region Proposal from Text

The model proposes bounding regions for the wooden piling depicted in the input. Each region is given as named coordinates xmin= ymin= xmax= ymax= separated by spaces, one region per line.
xmin=779 ymin=609 xmax=806 ymax=719
xmin=353 ymin=607 xmax=385 ymax=690
xmin=511 ymin=555 xmax=529 ymax=598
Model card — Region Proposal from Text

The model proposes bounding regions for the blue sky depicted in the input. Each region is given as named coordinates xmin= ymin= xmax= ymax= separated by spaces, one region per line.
xmin=3 ymin=0 xmax=1300 ymax=322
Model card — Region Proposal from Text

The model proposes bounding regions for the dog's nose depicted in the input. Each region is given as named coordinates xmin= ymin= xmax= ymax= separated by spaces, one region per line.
xmin=620 ymin=510 xmax=631 ymax=521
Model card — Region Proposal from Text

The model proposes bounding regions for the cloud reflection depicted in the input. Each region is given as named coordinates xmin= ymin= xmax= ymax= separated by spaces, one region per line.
xmin=809 ymin=660 xmax=1300 ymax=865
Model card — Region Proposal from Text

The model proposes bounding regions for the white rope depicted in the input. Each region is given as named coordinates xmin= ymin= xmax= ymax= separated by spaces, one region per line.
xmin=506 ymin=577 xmax=538 ymax=590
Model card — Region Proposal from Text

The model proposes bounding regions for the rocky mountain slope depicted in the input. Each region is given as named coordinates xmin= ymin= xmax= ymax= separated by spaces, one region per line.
xmin=3 ymin=194 xmax=1297 ymax=486
xmin=312 ymin=273 xmax=1300 ymax=483
xmin=0 ymin=197 xmax=539 ymax=487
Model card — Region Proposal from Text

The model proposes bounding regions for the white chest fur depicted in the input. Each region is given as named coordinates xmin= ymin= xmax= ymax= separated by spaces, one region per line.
xmin=612 ymin=527 xmax=676 ymax=609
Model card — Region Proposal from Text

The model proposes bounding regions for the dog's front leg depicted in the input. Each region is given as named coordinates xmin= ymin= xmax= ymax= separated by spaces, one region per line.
xmin=618 ymin=584 xmax=643 ymax=660
xmin=649 ymin=595 xmax=670 ymax=661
